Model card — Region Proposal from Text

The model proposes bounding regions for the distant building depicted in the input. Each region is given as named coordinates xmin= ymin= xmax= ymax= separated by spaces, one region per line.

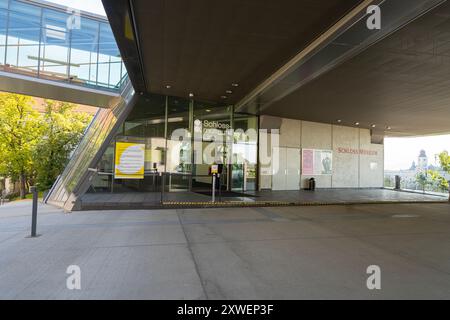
xmin=417 ymin=150 xmax=428 ymax=173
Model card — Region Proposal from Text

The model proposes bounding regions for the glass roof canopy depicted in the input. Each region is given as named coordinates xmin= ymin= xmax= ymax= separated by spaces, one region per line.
xmin=0 ymin=0 xmax=127 ymax=91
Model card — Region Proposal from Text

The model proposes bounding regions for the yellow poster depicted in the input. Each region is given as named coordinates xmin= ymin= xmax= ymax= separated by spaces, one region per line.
xmin=114 ymin=142 xmax=145 ymax=179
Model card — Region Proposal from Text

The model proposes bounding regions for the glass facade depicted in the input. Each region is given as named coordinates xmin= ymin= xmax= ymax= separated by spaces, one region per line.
xmin=89 ymin=93 xmax=259 ymax=199
xmin=0 ymin=0 xmax=126 ymax=91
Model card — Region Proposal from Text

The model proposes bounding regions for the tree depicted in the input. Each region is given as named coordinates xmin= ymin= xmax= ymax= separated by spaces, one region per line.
xmin=33 ymin=100 xmax=92 ymax=191
xmin=429 ymin=151 xmax=450 ymax=192
xmin=0 ymin=93 xmax=41 ymax=198
xmin=415 ymin=172 xmax=430 ymax=193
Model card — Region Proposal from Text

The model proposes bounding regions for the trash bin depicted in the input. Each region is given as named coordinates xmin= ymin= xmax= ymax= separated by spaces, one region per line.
xmin=309 ymin=178 xmax=316 ymax=191
xmin=395 ymin=175 xmax=401 ymax=190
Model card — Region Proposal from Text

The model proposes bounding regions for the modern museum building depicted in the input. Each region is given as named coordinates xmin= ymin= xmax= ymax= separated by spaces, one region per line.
xmin=2 ymin=0 xmax=448 ymax=211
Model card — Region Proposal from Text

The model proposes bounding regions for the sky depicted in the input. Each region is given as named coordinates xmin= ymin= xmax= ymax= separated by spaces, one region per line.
xmin=385 ymin=135 xmax=450 ymax=170
xmin=44 ymin=0 xmax=106 ymax=16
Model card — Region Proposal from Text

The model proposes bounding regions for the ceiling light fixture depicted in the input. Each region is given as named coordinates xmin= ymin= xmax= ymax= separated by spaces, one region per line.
xmin=337 ymin=120 xmax=342 ymax=123
xmin=189 ymin=93 xmax=194 ymax=98
xmin=371 ymin=124 xmax=376 ymax=128
xmin=165 ymin=85 xmax=171 ymax=89
xmin=355 ymin=122 xmax=360 ymax=126
xmin=226 ymin=90 xmax=233 ymax=94
xmin=231 ymin=83 xmax=239 ymax=87
xmin=221 ymin=95 xmax=228 ymax=99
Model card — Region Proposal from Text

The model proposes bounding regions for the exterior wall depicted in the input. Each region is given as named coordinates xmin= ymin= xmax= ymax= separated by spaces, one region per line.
xmin=359 ymin=129 xmax=384 ymax=187
xmin=332 ymin=125 xmax=359 ymax=188
xmin=259 ymin=117 xmax=384 ymax=190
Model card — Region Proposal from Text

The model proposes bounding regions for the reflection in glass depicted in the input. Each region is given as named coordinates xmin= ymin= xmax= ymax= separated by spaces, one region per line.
xmin=0 ymin=0 xmax=126 ymax=91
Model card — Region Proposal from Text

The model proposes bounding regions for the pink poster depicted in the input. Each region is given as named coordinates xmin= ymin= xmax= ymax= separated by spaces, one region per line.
xmin=302 ymin=149 xmax=314 ymax=175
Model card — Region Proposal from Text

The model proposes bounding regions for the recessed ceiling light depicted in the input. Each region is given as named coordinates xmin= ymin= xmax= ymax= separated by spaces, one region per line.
xmin=371 ymin=124 xmax=376 ymax=128
xmin=337 ymin=120 xmax=342 ymax=123
xmin=221 ymin=95 xmax=228 ymax=99
xmin=355 ymin=122 xmax=360 ymax=126
xmin=189 ymin=93 xmax=194 ymax=98
xmin=226 ymin=90 xmax=233 ymax=94
xmin=231 ymin=83 xmax=239 ymax=87
xmin=386 ymin=126 xmax=391 ymax=130
xmin=165 ymin=85 xmax=171 ymax=89
xmin=205 ymin=109 xmax=211 ymax=113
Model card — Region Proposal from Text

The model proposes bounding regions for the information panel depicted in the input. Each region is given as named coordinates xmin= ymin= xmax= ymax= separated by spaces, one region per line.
xmin=114 ymin=142 xmax=145 ymax=179
xmin=301 ymin=149 xmax=333 ymax=175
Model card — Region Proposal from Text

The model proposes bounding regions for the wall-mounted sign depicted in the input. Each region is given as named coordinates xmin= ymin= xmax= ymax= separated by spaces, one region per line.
xmin=114 ymin=142 xmax=145 ymax=179
xmin=202 ymin=120 xmax=231 ymax=130
xmin=337 ymin=147 xmax=378 ymax=156
xmin=302 ymin=149 xmax=333 ymax=175
xmin=195 ymin=119 xmax=232 ymax=143
xmin=194 ymin=119 xmax=231 ymax=132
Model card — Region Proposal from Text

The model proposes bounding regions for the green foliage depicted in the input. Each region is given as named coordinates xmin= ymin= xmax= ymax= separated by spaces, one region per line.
xmin=0 ymin=93 xmax=92 ymax=197
xmin=0 ymin=93 xmax=41 ymax=198
xmin=33 ymin=100 xmax=92 ymax=190
xmin=415 ymin=172 xmax=430 ymax=191
xmin=428 ymin=151 xmax=450 ymax=192
xmin=427 ymin=169 xmax=449 ymax=192
xmin=438 ymin=151 xmax=450 ymax=172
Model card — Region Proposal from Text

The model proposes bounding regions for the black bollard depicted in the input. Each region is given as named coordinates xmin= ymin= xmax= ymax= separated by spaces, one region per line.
xmin=30 ymin=186 xmax=38 ymax=237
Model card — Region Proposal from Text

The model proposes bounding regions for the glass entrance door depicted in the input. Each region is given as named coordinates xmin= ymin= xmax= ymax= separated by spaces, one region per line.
xmin=231 ymin=113 xmax=259 ymax=192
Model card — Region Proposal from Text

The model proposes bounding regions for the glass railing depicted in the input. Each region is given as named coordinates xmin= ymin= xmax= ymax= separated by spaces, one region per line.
xmin=0 ymin=0 xmax=127 ymax=92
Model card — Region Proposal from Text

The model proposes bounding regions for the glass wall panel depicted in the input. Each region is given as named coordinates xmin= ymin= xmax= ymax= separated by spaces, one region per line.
xmin=6 ymin=1 xmax=41 ymax=76
xmin=192 ymin=102 xmax=232 ymax=191
xmin=90 ymin=95 xmax=167 ymax=193
xmin=81 ymin=93 xmax=259 ymax=202
xmin=0 ymin=0 xmax=126 ymax=91
xmin=0 ymin=1 xmax=8 ymax=67
xmin=165 ymin=96 xmax=192 ymax=192
xmin=69 ymin=17 xmax=99 ymax=86
xmin=98 ymin=23 xmax=121 ymax=88
xmin=232 ymin=113 xmax=259 ymax=191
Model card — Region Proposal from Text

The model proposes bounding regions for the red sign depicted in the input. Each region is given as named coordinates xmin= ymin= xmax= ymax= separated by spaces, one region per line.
xmin=337 ymin=147 xmax=378 ymax=156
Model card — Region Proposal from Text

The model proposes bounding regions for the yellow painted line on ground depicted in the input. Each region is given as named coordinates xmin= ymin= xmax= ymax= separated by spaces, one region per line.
xmin=161 ymin=200 xmax=448 ymax=208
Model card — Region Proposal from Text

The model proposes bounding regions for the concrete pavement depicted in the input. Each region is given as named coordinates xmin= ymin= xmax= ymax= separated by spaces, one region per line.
xmin=0 ymin=200 xmax=449 ymax=299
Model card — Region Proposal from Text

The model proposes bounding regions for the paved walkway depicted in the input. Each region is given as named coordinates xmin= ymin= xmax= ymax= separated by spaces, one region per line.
xmin=80 ymin=188 xmax=447 ymax=210
xmin=0 ymin=200 xmax=449 ymax=299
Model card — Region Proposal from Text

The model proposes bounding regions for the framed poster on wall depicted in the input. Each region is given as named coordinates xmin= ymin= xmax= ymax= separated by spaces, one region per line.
xmin=114 ymin=142 xmax=145 ymax=179
xmin=302 ymin=149 xmax=333 ymax=175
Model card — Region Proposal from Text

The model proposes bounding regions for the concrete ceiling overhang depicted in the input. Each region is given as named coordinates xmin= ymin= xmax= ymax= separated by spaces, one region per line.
xmin=103 ymin=0 xmax=450 ymax=137
xmin=250 ymin=0 xmax=450 ymax=136
xmin=102 ymin=0 xmax=364 ymax=102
